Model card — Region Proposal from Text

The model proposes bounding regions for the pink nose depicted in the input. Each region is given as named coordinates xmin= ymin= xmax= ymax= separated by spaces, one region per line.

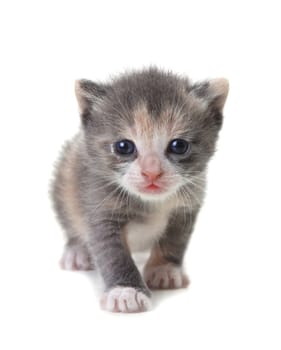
xmin=140 ymin=154 xmax=163 ymax=182
xmin=141 ymin=170 xmax=163 ymax=182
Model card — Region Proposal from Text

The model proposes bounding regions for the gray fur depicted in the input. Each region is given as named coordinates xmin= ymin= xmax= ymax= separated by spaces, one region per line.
xmin=51 ymin=67 xmax=228 ymax=303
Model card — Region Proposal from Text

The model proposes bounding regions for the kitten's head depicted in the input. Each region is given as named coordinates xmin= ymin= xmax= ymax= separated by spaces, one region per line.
xmin=75 ymin=68 xmax=229 ymax=202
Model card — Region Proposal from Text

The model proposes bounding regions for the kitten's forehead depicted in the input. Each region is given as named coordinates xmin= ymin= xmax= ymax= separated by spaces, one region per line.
xmin=122 ymin=104 xmax=182 ymax=158
xmin=124 ymin=98 xmax=204 ymax=145
xmin=131 ymin=104 xmax=158 ymax=140
xmin=124 ymin=105 xmax=170 ymax=152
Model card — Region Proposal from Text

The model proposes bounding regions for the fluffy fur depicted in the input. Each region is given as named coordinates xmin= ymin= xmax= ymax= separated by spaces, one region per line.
xmin=51 ymin=67 xmax=229 ymax=313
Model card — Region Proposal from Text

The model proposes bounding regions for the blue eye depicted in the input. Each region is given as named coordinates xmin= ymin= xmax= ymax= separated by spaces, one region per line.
xmin=168 ymin=139 xmax=190 ymax=155
xmin=114 ymin=140 xmax=136 ymax=155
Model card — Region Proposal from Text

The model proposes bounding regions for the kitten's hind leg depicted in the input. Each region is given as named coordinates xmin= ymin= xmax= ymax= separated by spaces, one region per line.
xmin=60 ymin=237 xmax=94 ymax=271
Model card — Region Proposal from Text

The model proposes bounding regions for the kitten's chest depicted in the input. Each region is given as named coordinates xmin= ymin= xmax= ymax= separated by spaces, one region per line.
xmin=124 ymin=202 xmax=177 ymax=252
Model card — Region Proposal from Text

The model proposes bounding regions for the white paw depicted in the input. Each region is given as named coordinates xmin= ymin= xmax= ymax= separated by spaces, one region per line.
xmin=144 ymin=263 xmax=189 ymax=289
xmin=101 ymin=287 xmax=151 ymax=313
xmin=60 ymin=243 xmax=93 ymax=271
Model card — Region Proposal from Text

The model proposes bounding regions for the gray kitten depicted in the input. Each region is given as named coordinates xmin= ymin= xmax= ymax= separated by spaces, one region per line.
xmin=51 ymin=67 xmax=229 ymax=313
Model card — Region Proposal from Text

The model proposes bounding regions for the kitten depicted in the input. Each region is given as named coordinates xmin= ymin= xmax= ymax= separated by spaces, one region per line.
xmin=51 ymin=67 xmax=229 ymax=313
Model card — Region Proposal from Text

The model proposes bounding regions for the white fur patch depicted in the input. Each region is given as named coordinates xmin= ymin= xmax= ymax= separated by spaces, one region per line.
xmin=125 ymin=210 xmax=169 ymax=252
xmin=124 ymin=197 xmax=183 ymax=252
xmin=101 ymin=287 xmax=151 ymax=313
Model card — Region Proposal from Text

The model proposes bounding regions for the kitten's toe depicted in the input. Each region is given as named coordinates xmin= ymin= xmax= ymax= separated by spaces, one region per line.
xmin=60 ymin=243 xmax=93 ymax=271
xmin=144 ymin=263 xmax=189 ymax=289
xmin=101 ymin=287 xmax=151 ymax=313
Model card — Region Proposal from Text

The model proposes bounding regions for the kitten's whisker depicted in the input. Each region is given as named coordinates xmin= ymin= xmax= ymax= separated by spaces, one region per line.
xmin=120 ymin=187 xmax=129 ymax=225
xmin=86 ymin=181 xmax=118 ymax=193
xmin=111 ymin=185 xmax=126 ymax=224
xmin=178 ymin=187 xmax=193 ymax=232
xmin=173 ymin=189 xmax=180 ymax=224
xmin=116 ymin=188 xmax=125 ymax=227
xmin=175 ymin=188 xmax=186 ymax=228
xmin=125 ymin=188 xmax=130 ymax=223
xmin=91 ymin=186 xmax=120 ymax=214
xmin=184 ymin=178 xmax=205 ymax=193
xmin=183 ymin=185 xmax=202 ymax=206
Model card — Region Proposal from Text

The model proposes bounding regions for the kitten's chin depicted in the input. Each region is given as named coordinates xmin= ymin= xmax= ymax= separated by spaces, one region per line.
xmin=137 ymin=191 xmax=172 ymax=202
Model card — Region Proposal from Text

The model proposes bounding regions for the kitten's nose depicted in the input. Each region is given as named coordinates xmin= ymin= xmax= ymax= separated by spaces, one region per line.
xmin=141 ymin=154 xmax=163 ymax=182
xmin=142 ymin=170 xmax=163 ymax=182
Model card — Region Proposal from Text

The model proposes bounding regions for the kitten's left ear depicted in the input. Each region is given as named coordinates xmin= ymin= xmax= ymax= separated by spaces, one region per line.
xmin=192 ymin=78 xmax=229 ymax=112
xmin=75 ymin=79 xmax=108 ymax=116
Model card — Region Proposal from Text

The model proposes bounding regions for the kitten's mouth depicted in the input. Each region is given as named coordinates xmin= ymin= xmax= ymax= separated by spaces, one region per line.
xmin=141 ymin=183 xmax=164 ymax=194
xmin=146 ymin=183 xmax=160 ymax=190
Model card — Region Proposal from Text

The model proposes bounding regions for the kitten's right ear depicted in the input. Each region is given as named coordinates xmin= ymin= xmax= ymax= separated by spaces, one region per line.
xmin=191 ymin=78 xmax=229 ymax=113
xmin=75 ymin=79 xmax=107 ymax=120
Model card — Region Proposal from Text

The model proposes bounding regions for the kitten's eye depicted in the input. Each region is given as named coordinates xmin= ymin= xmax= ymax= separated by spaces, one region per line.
xmin=168 ymin=139 xmax=190 ymax=155
xmin=114 ymin=140 xmax=136 ymax=155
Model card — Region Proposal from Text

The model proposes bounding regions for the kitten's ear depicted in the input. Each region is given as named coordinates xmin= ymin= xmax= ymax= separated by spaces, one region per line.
xmin=192 ymin=78 xmax=229 ymax=112
xmin=75 ymin=79 xmax=108 ymax=117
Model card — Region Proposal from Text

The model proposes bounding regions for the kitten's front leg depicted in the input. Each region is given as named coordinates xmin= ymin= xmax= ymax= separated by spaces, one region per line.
xmin=88 ymin=220 xmax=151 ymax=313
xmin=144 ymin=209 xmax=198 ymax=290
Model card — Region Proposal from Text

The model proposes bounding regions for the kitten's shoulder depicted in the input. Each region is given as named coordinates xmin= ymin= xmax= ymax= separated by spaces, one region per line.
xmin=51 ymin=132 xmax=85 ymax=194
xmin=57 ymin=132 xmax=85 ymax=164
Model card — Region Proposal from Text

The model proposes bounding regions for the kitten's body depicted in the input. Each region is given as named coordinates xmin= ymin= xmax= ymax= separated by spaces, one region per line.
xmin=51 ymin=68 xmax=228 ymax=312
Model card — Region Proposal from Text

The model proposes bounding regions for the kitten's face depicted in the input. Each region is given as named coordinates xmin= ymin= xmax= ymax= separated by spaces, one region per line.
xmin=111 ymin=104 xmax=199 ymax=201
xmin=76 ymin=68 xmax=228 ymax=202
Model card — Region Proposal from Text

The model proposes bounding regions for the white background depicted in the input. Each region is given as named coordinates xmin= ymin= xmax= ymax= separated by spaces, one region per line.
xmin=0 ymin=1 xmax=280 ymax=349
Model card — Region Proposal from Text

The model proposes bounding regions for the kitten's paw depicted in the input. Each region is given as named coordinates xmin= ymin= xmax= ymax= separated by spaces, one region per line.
xmin=144 ymin=263 xmax=189 ymax=289
xmin=60 ymin=243 xmax=93 ymax=271
xmin=100 ymin=287 xmax=151 ymax=313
